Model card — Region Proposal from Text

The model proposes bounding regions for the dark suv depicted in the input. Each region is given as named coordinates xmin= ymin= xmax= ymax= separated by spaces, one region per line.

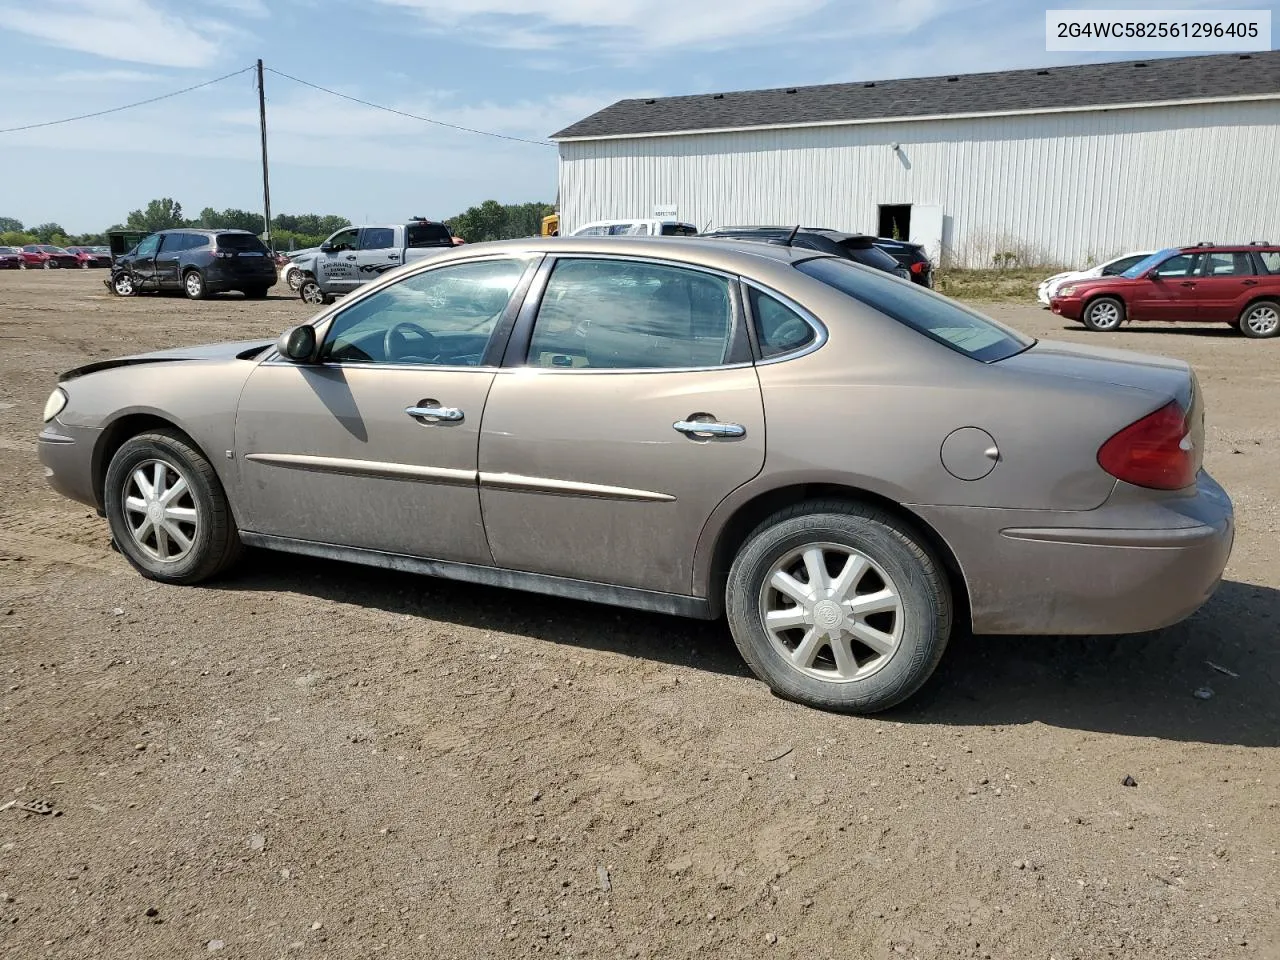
xmin=701 ymin=227 xmax=910 ymax=280
xmin=871 ymin=238 xmax=933 ymax=287
xmin=107 ymin=229 xmax=278 ymax=300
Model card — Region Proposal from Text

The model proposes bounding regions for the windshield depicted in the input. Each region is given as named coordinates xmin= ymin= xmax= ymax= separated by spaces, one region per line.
xmin=38 ymin=245 xmax=67 ymax=253
xmin=1122 ymin=248 xmax=1180 ymax=278
xmin=796 ymin=257 xmax=1033 ymax=363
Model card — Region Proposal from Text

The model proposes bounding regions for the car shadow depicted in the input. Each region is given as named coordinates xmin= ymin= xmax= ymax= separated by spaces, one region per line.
xmin=1059 ymin=323 xmax=1238 ymax=338
xmin=217 ymin=552 xmax=1279 ymax=746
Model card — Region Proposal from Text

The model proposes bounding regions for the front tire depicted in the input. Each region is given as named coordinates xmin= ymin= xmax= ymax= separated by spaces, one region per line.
xmin=183 ymin=269 xmax=207 ymax=300
xmin=1239 ymin=300 xmax=1280 ymax=339
xmin=104 ymin=430 xmax=242 ymax=585
xmin=725 ymin=501 xmax=952 ymax=714
xmin=299 ymin=278 xmax=330 ymax=305
xmin=287 ymin=268 xmax=304 ymax=292
xmin=111 ymin=272 xmax=137 ymax=297
xmin=1082 ymin=296 xmax=1125 ymax=331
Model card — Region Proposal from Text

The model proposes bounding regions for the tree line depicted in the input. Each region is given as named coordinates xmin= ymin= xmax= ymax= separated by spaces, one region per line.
xmin=1 ymin=198 xmax=555 ymax=251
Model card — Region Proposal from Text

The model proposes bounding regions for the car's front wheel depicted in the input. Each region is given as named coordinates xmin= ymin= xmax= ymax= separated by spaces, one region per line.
xmin=111 ymin=272 xmax=137 ymax=297
xmin=299 ymin=278 xmax=331 ymax=305
xmin=183 ymin=269 xmax=207 ymax=300
xmin=104 ymin=430 xmax=242 ymax=585
xmin=1239 ymin=299 xmax=1280 ymax=339
xmin=1082 ymin=296 xmax=1125 ymax=331
xmin=725 ymin=501 xmax=952 ymax=713
xmin=287 ymin=268 xmax=305 ymax=292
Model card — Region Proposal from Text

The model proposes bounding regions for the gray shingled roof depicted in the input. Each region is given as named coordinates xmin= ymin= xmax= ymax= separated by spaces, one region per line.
xmin=552 ymin=51 xmax=1280 ymax=140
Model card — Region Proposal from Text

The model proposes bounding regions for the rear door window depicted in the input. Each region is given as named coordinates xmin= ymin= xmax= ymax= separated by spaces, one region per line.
xmin=1202 ymin=252 xmax=1255 ymax=276
xmin=406 ymin=222 xmax=453 ymax=247
xmin=796 ymin=257 xmax=1032 ymax=363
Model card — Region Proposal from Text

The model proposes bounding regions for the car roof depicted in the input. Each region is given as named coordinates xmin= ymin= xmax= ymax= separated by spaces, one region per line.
xmin=1176 ymin=243 xmax=1278 ymax=252
xmin=157 ymin=228 xmax=256 ymax=235
xmin=422 ymin=235 xmax=832 ymax=271
xmin=709 ymin=226 xmax=876 ymax=242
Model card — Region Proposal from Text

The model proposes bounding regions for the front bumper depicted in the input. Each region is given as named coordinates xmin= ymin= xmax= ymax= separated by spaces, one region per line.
xmin=1049 ymin=296 xmax=1084 ymax=319
xmin=38 ymin=421 xmax=102 ymax=510
xmin=911 ymin=472 xmax=1234 ymax=635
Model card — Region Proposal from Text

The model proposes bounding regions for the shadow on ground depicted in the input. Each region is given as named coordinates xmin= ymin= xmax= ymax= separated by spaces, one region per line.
xmin=1058 ymin=323 xmax=1239 ymax=338
xmin=220 ymin=554 xmax=1280 ymax=747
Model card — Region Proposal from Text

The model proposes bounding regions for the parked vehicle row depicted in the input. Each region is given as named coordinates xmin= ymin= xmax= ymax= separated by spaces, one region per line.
xmin=0 ymin=246 xmax=22 ymax=269
xmin=38 ymin=235 xmax=1232 ymax=715
xmin=1037 ymin=251 xmax=1153 ymax=304
xmin=1049 ymin=242 xmax=1280 ymax=339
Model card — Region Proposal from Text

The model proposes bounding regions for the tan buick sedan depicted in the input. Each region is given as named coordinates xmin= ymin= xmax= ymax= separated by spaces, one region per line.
xmin=38 ymin=237 xmax=1234 ymax=713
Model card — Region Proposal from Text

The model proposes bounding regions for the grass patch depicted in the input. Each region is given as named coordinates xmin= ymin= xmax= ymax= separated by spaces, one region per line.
xmin=933 ymin=268 xmax=1060 ymax=303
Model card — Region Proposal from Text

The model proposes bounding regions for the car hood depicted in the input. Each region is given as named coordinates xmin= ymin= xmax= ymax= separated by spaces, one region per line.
xmin=1058 ymin=275 xmax=1133 ymax=291
xmin=60 ymin=339 xmax=274 ymax=382
xmin=998 ymin=338 xmax=1192 ymax=405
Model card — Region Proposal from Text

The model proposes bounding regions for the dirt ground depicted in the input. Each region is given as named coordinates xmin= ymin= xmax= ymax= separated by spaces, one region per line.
xmin=1 ymin=270 xmax=1277 ymax=960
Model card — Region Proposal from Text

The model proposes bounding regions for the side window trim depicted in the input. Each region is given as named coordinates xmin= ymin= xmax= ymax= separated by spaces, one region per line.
xmin=740 ymin=279 xmax=828 ymax=364
xmin=499 ymin=254 xmax=751 ymax=372
xmin=306 ymin=254 xmax=543 ymax=369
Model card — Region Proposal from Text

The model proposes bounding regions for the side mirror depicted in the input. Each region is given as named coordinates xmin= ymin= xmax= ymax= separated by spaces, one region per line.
xmin=276 ymin=325 xmax=317 ymax=363
xmin=320 ymin=241 xmax=334 ymax=252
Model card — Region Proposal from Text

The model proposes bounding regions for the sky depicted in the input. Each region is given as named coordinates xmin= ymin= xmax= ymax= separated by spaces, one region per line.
xmin=0 ymin=0 xmax=1275 ymax=233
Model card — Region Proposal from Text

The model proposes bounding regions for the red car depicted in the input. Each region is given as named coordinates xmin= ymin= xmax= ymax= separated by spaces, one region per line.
xmin=20 ymin=244 xmax=79 ymax=269
xmin=64 ymin=245 xmax=113 ymax=269
xmin=1050 ymin=242 xmax=1280 ymax=339
xmin=0 ymin=246 xmax=23 ymax=269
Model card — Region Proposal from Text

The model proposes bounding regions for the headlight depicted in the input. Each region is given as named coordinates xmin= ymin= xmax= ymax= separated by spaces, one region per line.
xmin=42 ymin=387 xmax=67 ymax=423
xmin=1058 ymin=285 xmax=1079 ymax=297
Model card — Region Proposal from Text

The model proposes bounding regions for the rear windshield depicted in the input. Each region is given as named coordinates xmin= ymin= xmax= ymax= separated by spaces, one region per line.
xmin=216 ymin=233 xmax=268 ymax=252
xmin=407 ymin=222 xmax=453 ymax=247
xmin=840 ymin=243 xmax=901 ymax=272
xmin=660 ymin=223 xmax=698 ymax=236
xmin=796 ymin=257 xmax=1033 ymax=363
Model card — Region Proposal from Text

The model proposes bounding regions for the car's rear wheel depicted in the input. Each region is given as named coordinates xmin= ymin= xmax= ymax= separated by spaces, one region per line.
xmin=42 ymin=260 xmax=52 ymax=270
xmin=111 ymin=272 xmax=137 ymax=297
xmin=104 ymin=430 xmax=242 ymax=585
xmin=183 ymin=269 xmax=207 ymax=300
xmin=80 ymin=261 xmax=90 ymax=270
xmin=1239 ymin=300 xmax=1280 ymax=339
xmin=725 ymin=501 xmax=952 ymax=713
xmin=299 ymin=278 xmax=330 ymax=305
xmin=1082 ymin=296 xmax=1125 ymax=331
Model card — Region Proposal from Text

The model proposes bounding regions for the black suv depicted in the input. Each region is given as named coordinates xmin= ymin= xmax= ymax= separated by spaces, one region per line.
xmin=870 ymin=238 xmax=933 ymax=288
xmin=702 ymin=227 xmax=910 ymax=280
xmin=107 ymin=229 xmax=278 ymax=300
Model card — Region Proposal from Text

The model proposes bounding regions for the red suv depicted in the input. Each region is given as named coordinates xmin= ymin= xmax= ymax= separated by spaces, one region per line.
xmin=1050 ymin=242 xmax=1280 ymax=339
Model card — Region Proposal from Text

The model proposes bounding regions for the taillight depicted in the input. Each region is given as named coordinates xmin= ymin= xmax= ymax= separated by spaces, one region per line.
xmin=1097 ymin=401 xmax=1196 ymax=490
xmin=910 ymin=262 xmax=926 ymax=274
xmin=214 ymin=250 xmax=235 ymax=259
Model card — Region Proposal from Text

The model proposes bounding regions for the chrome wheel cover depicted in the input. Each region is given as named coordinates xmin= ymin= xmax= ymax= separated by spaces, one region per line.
xmin=122 ymin=459 xmax=199 ymax=563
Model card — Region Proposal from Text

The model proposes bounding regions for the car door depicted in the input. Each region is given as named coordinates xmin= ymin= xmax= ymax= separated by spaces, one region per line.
xmin=1194 ymin=251 xmax=1259 ymax=322
xmin=153 ymin=232 xmax=186 ymax=288
xmin=1129 ymin=252 xmax=1201 ymax=321
xmin=129 ymin=233 xmax=162 ymax=288
xmin=232 ymin=255 xmax=540 ymax=563
xmin=356 ymin=226 xmax=401 ymax=282
xmin=316 ymin=227 xmax=361 ymax=293
xmin=477 ymin=255 xmax=765 ymax=596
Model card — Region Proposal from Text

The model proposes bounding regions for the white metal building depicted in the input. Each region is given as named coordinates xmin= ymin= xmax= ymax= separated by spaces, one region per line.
xmin=551 ymin=52 xmax=1280 ymax=267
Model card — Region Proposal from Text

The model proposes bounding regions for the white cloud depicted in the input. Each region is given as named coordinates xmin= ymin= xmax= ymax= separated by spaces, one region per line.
xmin=53 ymin=69 xmax=164 ymax=83
xmin=0 ymin=0 xmax=228 ymax=68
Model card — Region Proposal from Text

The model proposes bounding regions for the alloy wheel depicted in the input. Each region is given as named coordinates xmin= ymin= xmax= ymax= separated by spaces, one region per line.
xmin=121 ymin=459 xmax=199 ymax=563
xmin=758 ymin=542 xmax=904 ymax=683
xmin=1244 ymin=304 xmax=1279 ymax=337
xmin=1087 ymin=300 xmax=1121 ymax=330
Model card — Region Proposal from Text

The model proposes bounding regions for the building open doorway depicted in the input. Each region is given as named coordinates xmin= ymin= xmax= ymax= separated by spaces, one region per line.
xmin=877 ymin=204 xmax=911 ymax=241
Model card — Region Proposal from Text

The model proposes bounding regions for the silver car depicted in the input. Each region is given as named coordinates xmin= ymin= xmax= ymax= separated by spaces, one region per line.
xmin=37 ymin=237 xmax=1234 ymax=713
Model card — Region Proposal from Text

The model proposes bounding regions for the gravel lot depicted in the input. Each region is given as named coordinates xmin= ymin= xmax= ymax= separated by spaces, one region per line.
xmin=1 ymin=270 xmax=1277 ymax=960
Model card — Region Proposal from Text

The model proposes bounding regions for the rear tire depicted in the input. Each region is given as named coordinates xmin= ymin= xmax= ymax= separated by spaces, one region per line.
xmin=1238 ymin=299 xmax=1280 ymax=339
xmin=1082 ymin=296 xmax=1125 ymax=331
xmin=103 ymin=430 xmax=242 ymax=585
xmin=725 ymin=500 xmax=952 ymax=714
xmin=183 ymin=269 xmax=207 ymax=300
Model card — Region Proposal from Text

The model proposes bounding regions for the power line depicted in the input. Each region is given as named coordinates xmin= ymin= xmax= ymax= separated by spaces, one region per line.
xmin=0 ymin=66 xmax=256 ymax=135
xmin=265 ymin=66 xmax=554 ymax=147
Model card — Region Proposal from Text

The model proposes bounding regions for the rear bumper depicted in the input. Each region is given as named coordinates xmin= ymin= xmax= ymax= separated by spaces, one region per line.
xmin=911 ymin=472 xmax=1234 ymax=635
xmin=204 ymin=264 xmax=277 ymax=290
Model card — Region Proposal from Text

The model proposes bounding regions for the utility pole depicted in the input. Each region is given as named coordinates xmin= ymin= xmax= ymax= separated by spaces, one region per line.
xmin=256 ymin=59 xmax=273 ymax=251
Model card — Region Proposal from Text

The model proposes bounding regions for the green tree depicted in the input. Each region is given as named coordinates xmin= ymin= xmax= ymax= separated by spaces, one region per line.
xmin=126 ymin=198 xmax=185 ymax=232
xmin=0 ymin=217 xmax=23 ymax=233
xmin=195 ymin=207 xmax=263 ymax=232
xmin=446 ymin=200 xmax=554 ymax=242
xmin=31 ymin=222 xmax=69 ymax=243
xmin=1 ymin=230 xmax=36 ymax=246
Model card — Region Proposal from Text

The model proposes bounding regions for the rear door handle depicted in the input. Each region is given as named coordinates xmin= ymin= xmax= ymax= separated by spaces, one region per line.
xmin=406 ymin=404 xmax=464 ymax=422
xmin=674 ymin=419 xmax=746 ymax=439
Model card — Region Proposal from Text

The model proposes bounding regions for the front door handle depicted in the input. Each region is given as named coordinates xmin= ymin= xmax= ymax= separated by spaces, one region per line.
xmin=388 ymin=254 xmax=400 ymax=260
xmin=1243 ymin=279 xmax=1258 ymax=286
xmin=406 ymin=404 xmax=464 ymax=422
xmin=346 ymin=255 xmax=357 ymax=261
xmin=1179 ymin=281 xmax=1196 ymax=287
xmin=674 ymin=419 xmax=746 ymax=439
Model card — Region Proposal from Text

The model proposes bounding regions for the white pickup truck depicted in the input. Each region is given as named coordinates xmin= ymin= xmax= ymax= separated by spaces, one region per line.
xmin=292 ymin=219 xmax=457 ymax=303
